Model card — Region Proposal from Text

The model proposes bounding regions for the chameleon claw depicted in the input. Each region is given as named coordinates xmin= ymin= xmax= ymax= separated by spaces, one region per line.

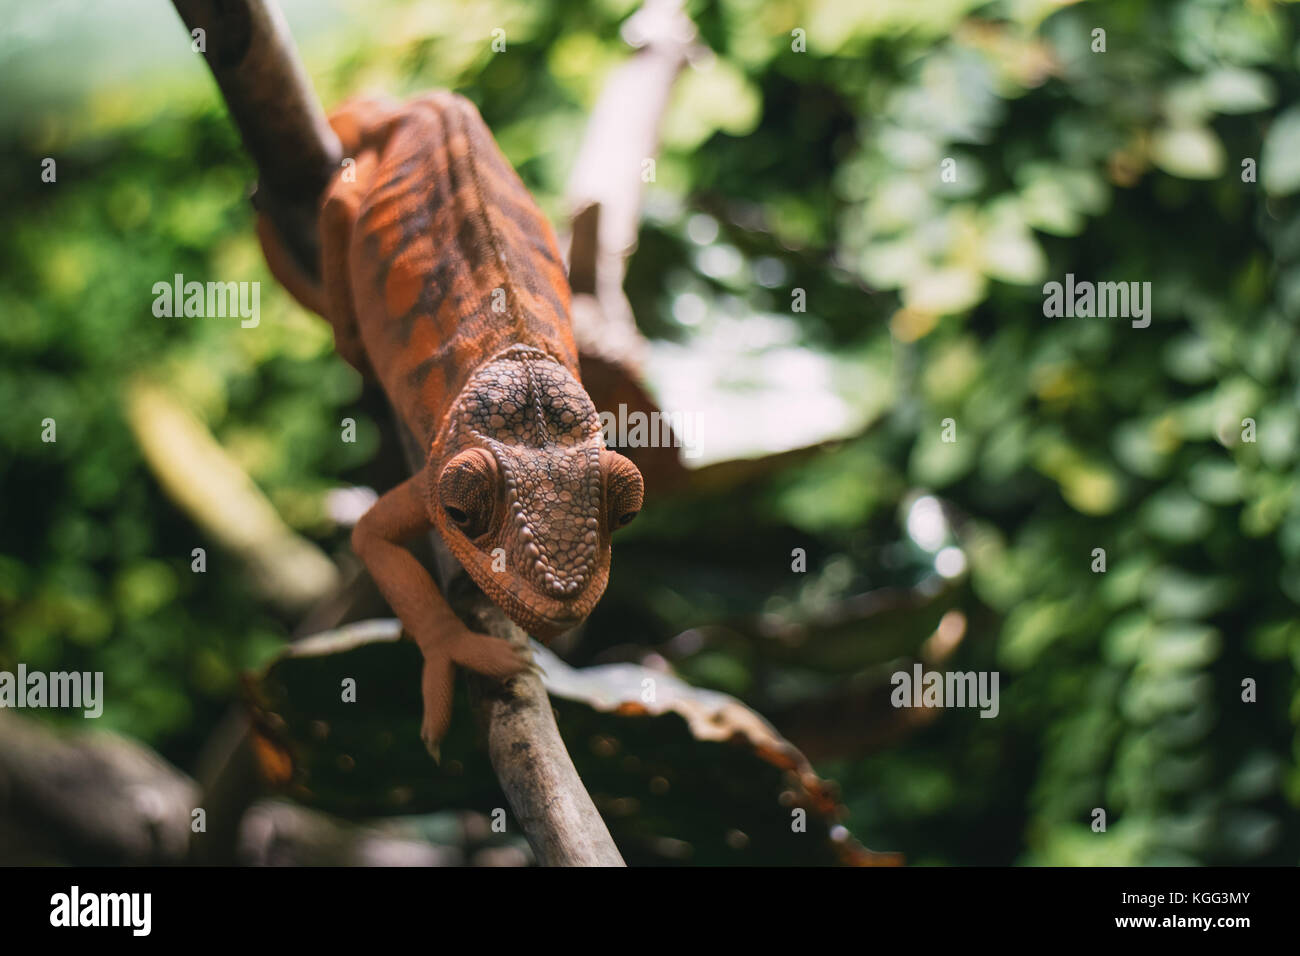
xmin=489 ymin=651 xmax=540 ymax=685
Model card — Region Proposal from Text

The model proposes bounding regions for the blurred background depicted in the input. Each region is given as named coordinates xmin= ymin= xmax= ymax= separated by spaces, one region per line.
xmin=2 ymin=0 xmax=1299 ymax=865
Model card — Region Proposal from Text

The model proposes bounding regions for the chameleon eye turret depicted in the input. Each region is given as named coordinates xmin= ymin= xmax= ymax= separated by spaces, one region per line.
xmin=602 ymin=449 xmax=643 ymax=529
xmin=437 ymin=449 xmax=496 ymax=539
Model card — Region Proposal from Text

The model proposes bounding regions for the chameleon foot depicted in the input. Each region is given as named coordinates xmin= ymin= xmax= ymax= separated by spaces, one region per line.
xmin=449 ymin=630 xmax=532 ymax=682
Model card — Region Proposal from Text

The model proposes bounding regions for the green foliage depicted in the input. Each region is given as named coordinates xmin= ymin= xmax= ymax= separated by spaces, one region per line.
xmin=616 ymin=0 xmax=1300 ymax=865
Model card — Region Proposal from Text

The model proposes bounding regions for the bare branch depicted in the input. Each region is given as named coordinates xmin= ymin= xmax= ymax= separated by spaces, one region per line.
xmin=0 ymin=712 xmax=197 ymax=865
xmin=565 ymin=0 xmax=700 ymax=371
xmin=236 ymin=799 xmax=473 ymax=866
xmin=457 ymin=611 xmax=624 ymax=866
xmin=0 ymin=713 xmax=496 ymax=866
xmin=171 ymin=0 xmax=342 ymax=277
xmin=126 ymin=379 xmax=340 ymax=613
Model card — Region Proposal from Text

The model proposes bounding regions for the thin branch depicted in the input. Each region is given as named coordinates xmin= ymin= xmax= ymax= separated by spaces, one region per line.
xmin=171 ymin=0 xmax=342 ymax=278
xmin=565 ymin=0 xmax=700 ymax=371
xmin=464 ymin=608 xmax=625 ymax=866
xmin=0 ymin=713 xmax=490 ymax=866
xmin=235 ymin=799 xmax=476 ymax=866
xmin=0 ymin=713 xmax=197 ymax=865
xmin=126 ymin=379 xmax=340 ymax=614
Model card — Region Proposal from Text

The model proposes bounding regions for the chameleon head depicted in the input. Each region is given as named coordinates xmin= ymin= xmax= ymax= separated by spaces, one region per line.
xmin=426 ymin=346 xmax=643 ymax=638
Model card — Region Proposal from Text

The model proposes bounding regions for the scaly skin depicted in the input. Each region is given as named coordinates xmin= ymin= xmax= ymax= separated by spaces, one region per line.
xmin=258 ymin=92 xmax=643 ymax=751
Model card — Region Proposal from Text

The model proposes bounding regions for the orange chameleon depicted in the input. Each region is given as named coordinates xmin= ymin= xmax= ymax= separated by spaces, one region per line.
xmin=257 ymin=92 xmax=644 ymax=753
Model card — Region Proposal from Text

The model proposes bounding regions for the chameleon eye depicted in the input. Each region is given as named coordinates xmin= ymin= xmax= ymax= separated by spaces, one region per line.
xmin=601 ymin=449 xmax=644 ymax=532
xmin=438 ymin=449 xmax=496 ymax=538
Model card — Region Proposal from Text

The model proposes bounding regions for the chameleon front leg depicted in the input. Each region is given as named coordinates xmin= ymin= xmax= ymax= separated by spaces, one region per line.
xmin=351 ymin=472 xmax=530 ymax=755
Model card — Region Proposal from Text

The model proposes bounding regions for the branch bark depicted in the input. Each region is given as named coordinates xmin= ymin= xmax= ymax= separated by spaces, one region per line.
xmin=464 ymin=606 xmax=625 ymax=866
xmin=171 ymin=0 xmax=342 ymax=278
xmin=126 ymin=379 xmax=340 ymax=614
xmin=0 ymin=712 xmax=197 ymax=865
xmin=0 ymin=712 xmax=504 ymax=866
xmin=565 ymin=0 xmax=699 ymax=372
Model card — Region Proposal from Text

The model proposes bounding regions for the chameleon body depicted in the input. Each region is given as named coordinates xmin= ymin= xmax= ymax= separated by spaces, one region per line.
xmin=258 ymin=93 xmax=643 ymax=751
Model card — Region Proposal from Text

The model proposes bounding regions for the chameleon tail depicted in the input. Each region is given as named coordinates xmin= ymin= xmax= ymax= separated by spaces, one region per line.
xmin=256 ymin=95 xmax=408 ymax=380
xmin=255 ymin=213 xmax=328 ymax=315
xmin=419 ymin=644 xmax=456 ymax=761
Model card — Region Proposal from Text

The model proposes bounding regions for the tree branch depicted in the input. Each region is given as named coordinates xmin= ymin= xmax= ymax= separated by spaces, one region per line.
xmin=464 ymin=607 xmax=625 ymax=866
xmin=171 ymin=0 xmax=341 ymax=278
xmin=0 ymin=712 xmax=197 ymax=865
xmin=0 ymin=712 xmax=510 ymax=866
xmin=565 ymin=0 xmax=699 ymax=372
xmin=126 ymin=379 xmax=340 ymax=614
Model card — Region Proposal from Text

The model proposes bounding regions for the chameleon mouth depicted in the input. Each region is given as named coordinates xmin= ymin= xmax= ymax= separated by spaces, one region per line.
xmin=497 ymin=589 xmax=590 ymax=640
xmin=508 ymin=584 xmax=593 ymax=638
xmin=538 ymin=609 xmax=583 ymax=632
xmin=448 ymin=533 xmax=606 ymax=639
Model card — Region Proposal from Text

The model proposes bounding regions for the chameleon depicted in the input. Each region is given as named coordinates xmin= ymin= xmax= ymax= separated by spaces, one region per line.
xmin=257 ymin=92 xmax=645 ymax=753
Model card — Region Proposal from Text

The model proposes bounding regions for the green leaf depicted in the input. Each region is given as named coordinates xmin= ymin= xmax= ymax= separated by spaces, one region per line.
xmin=1151 ymin=126 xmax=1225 ymax=180
xmin=1262 ymin=106 xmax=1300 ymax=196
xmin=1202 ymin=67 xmax=1275 ymax=114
